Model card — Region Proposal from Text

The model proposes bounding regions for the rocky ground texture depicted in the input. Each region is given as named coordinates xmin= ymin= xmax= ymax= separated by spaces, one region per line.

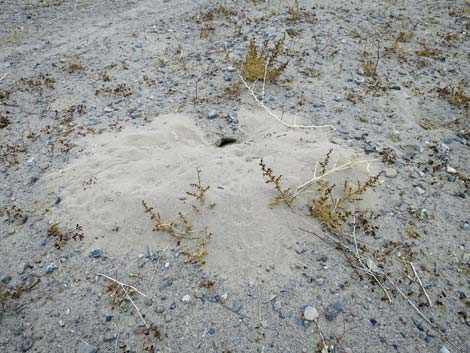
xmin=1 ymin=1 xmax=469 ymax=353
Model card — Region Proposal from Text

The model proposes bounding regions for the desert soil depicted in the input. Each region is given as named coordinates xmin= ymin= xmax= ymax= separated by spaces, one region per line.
xmin=0 ymin=1 xmax=469 ymax=353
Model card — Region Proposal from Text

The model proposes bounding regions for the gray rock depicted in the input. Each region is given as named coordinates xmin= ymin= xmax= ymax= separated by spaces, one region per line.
xmin=164 ymin=314 xmax=172 ymax=322
xmin=18 ymin=262 xmax=28 ymax=274
xmin=181 ymin=294 xmax=192 ymax=303
xmin=103 ymin=334 xmax=115 ymax=342
xmin=384 ymin=168 xmax=398 ymax=178
xmin=155 ymin=305 xmax=165 ymax=314
xmin=304 ymin=306 xmax=319 ymax=321
xmin=90 ymin=249 xmax=102 ymax=258
xmin=207 ymin=111 xmax=218 ymax=119
xmin=273 ymin=301 xmax=282 ymax=311
xmin=325 ymin=302 xmax=343 ymax=321
xmin=314 ymin=277 xmax=325 ymax=286
xmin=77 ymin=340 xmax=97 ymax=353
xmin=416 ymin=187 xmax=426 ymax=195
xmin=1 ymin=275 xmax=12 ymax=284
xmin=21 ymin=337 xmax=33 ymax=352
xmin=46 ymin=261 xmax=57 ymax=274
xmin=439 ymin=346 xmax=450 ymax=353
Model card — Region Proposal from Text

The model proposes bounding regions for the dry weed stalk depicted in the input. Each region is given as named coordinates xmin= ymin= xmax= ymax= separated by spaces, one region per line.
xmin=293 ymin=156 xmax=377 ymax=199
xmin=260 ymin=159 xmax=294 ymax=207
xmin=97 ymin=273 xmax=149 ymax=328
xmin=186 ymin=168 xmax=210 ymax=206
xmin=142 ymin=201 xmax=197 ymax=240
xmin=143 ymin=169 xmax=212 ymax=265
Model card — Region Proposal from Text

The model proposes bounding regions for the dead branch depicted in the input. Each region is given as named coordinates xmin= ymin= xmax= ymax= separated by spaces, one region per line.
xmin=97 ymin=273 xmax=149 ymax=328
xmin=410 ymin=261 xmax=432 ymax=307
xmin=237 ymin=72 xmax=336 ymax=130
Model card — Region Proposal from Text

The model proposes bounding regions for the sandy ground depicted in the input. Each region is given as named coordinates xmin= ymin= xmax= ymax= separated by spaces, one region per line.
xmin=1 ymin=1 xmax=469 ymax=353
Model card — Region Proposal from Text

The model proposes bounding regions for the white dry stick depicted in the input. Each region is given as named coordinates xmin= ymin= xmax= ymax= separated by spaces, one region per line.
xmin=293 ymin=158 xmax=378 ymax=199
xmin=410 ymin=262 xmax=432 ymax=307
xmin=0 ymin=73 xmax=7 ymax=82
xmin=155 ymin=237 xmax=176 ymax=265
xmin=261 ymin=58 xmax=269 ymax=104
xmin=97 ymin=273 xmax=149 ymax=328
xmin=238 ymin=72 xmax=336 ymax=130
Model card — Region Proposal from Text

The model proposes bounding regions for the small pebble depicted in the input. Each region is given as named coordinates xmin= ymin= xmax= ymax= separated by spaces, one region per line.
xmin=21 ymin=337 xmax=33 ymax=352
xmin=1 ymin=275 xmax=12 ymax=285
xmin=181 ymin=294 xmax=192 ymax=303
xmin=303 ymin=306 xmax=319 ymax=321
xmin=90 ymin=249 xmax=102 ymax=258
xmin=440 ymin=346 xmax=450 ymax=353
xmin=207 ymin=111 xmax=218 ymax=119
xmin=45 ymin=261 xmax=57 ymax=274
xmin=384 ymin=168 xmax=398 ymax=178
xmin=446 ymin=166 xmax=457 ymax=174
xmin=77 ymin=341 xmax=97 ymax=353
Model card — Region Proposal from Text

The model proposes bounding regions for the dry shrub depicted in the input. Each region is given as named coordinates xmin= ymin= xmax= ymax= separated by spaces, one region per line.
xmin=242 ymin=36 xmax=288 ymax=82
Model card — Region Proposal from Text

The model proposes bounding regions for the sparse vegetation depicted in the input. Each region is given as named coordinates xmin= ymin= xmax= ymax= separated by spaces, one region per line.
xmin=0 ymin=277 xmax=40 ymax=310
xmin=241 ymin=36 xmax=288 ymax=82
xmin=47 ymin=223 xmax=84 ymax=249
xmin=260 ymin=159 xmax=294 ymax=207
xmin=437 ymin=81 xmax=470 ymax=108
xmin=143 ymin=169 xmax=213 ymax=264
xmin=0 ymin=115 xmax=10 ymax=129
xmin=186 ymin=168 xmax=210 ymax=206
xmin=287 ymin=0 xmax=301 ymax=21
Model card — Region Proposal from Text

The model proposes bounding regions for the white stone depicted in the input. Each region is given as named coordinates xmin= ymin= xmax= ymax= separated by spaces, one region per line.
xmin=181 ymin=294 xmax=192 ymax=303
xmin=304 ymin=306 xmax=319 ymax=321
xmin=446 ymin=166 xmax=457 ymax=174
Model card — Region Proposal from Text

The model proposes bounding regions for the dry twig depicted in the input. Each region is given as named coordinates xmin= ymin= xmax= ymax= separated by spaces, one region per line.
xmin=410 ymin=261 xmax=432 ymax=307
xmin=237 ymin=72 xmax=336 ymax=130
xmin=293 ymin=158 xmax=378 ymax=199
xmin=97 ymin=273 xmax=149 ymax=328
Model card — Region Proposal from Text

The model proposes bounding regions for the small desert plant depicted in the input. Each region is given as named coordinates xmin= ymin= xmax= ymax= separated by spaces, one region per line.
xmin=0 ymin=277 xmax=40 ymax=310
xmin=311 ymin=173 xmax=382 ymax=232
xmin=47 ymin=223 xmax=84 ymax=249
xmin=287 ymin=0 xmax=301 ymax=21
xmin=241 ymin=36 xmax=288 ymax=82
xmin=182 ymin=237 xmax=210 ymax=265
xmin=0 ymin=115 xmax=10 ymax=129
xmin=142 ymin=201 xmax=195 ymax=239
xmin=186 ymin=168 xmax=210 ymax=206
xmin=260 ymin=159 xmax=294 ymax=207
xmin=143 ymin=170 xmax=214 ymax=265
xmin=437 ymin=80 xmax=470 ymax=107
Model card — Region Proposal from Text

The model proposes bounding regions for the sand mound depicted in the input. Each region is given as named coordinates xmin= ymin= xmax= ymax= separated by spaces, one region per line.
xmin=46 ymin=109 xmax=380 ymax=284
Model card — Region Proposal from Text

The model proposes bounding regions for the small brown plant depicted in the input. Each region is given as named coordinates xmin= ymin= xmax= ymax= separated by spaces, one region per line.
xmin=287 ymin=0 xmax=301 ymax=21
xmin=142 ymin=201 xmax=195 ymax=239
xmin=47 ymin=223 xmax=84 ymax=249
xmin=437 ymin=81 xmax=470 ymax=107
xmin=0 ymin=115 xmax=10 ymax=129
xmin=186 ymin=168 xmax=210 ymax=206
xmin=242 ymin=36 xmax=288 ymax=82
xmin=310 ymin=159 xmax=383 ymax=232
xmin=182 ymin=237 xmax=210 ymax=265
xmin=105 ymin=282 xmax=132 ymax=306
xmin=0 ymin=277 xmax=40 ymax=310
xmin=260 ymin=159 xmax=294 ymax=207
